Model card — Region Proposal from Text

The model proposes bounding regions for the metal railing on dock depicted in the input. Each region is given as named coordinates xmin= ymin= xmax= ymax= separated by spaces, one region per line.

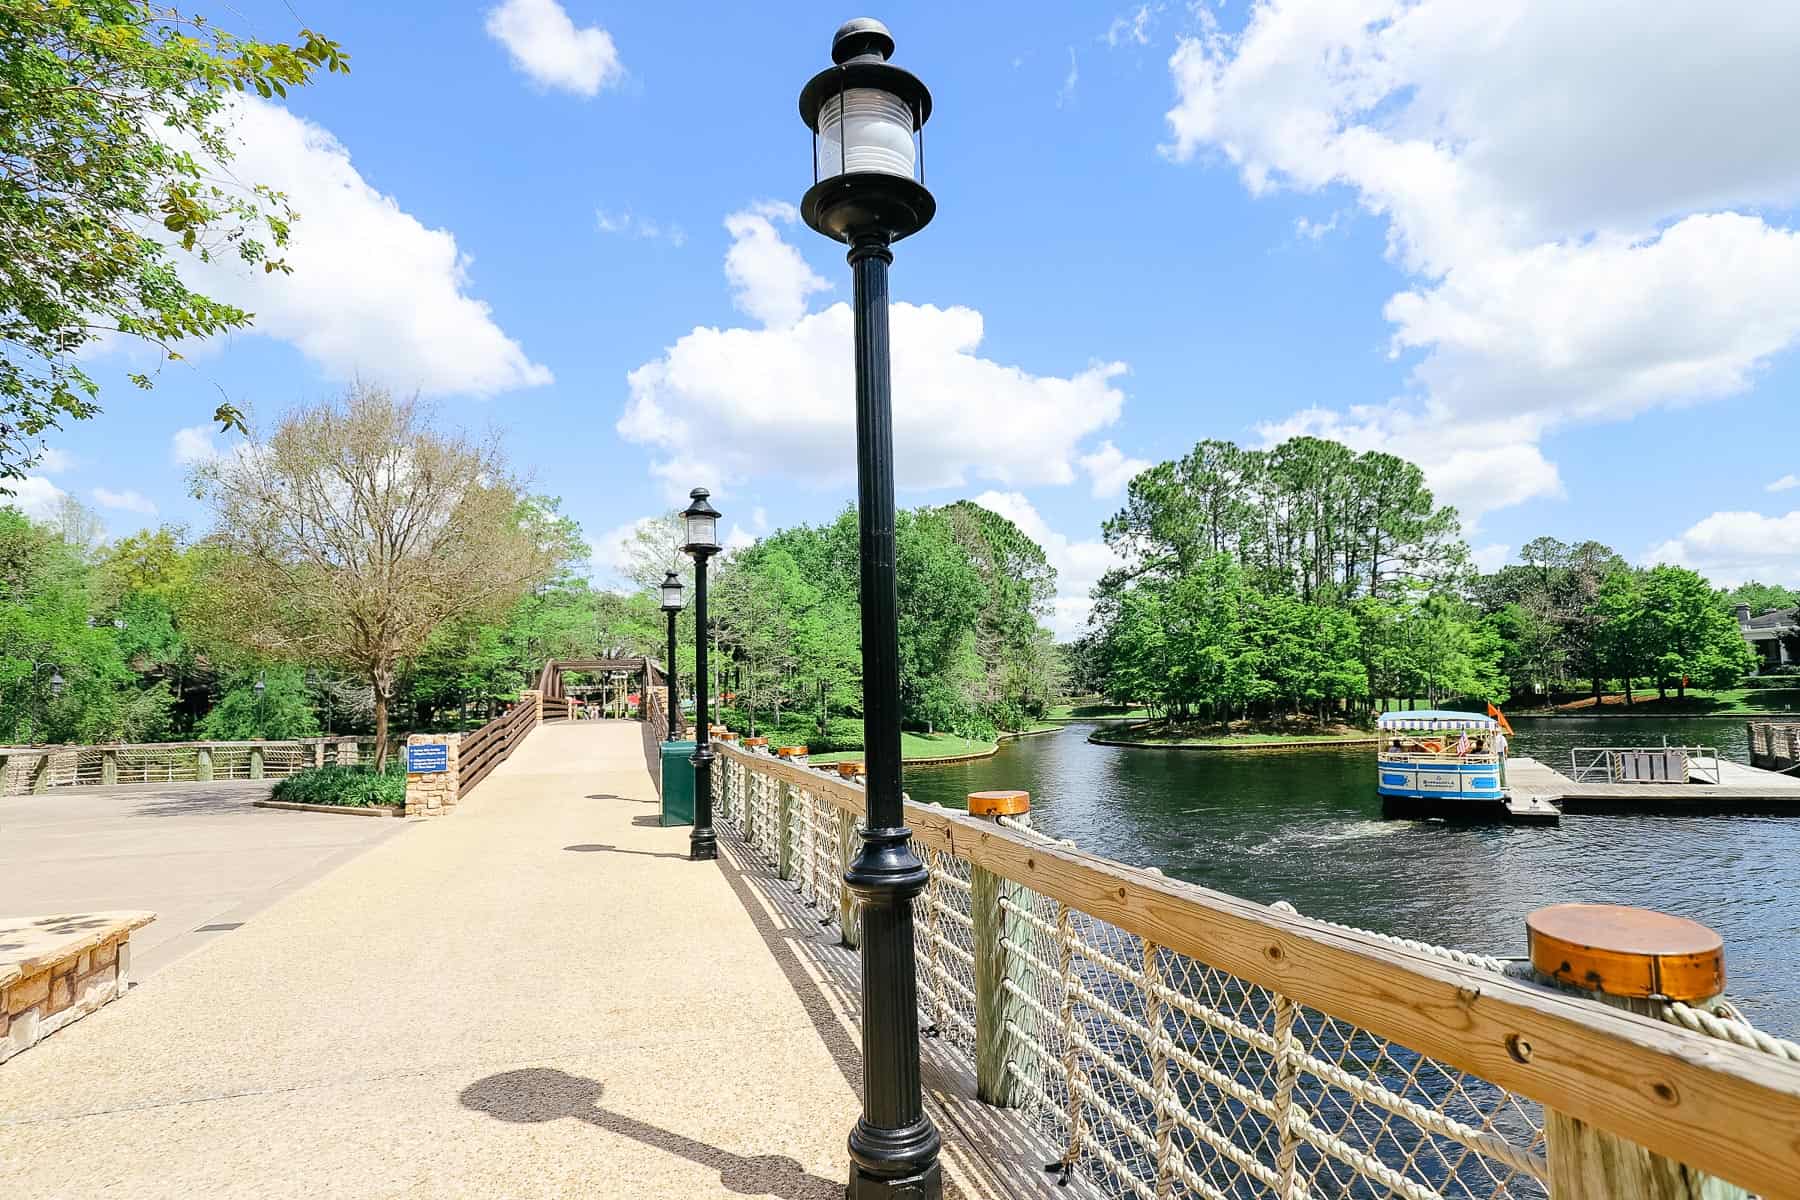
xmin=709 ymin=740 xmax=1800 ymax=1200
xmin=1568 ymin=746 xmax=1720 ymax=785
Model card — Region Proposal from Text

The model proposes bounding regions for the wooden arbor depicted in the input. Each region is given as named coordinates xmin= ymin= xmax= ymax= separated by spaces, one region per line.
xmin=535 ymin=658 xmax=675 ymax=733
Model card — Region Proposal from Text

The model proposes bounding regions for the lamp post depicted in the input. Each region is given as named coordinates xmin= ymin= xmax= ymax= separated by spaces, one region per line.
xmin=798 ymin=19 xmax=940 ymax=1198
xmin=680 ymin=488 xmax=722 ymax=861
xmin=661 ymin=570 xmax=684 ymax=738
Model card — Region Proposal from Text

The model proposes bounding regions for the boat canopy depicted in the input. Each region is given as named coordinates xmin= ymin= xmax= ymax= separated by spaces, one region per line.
xmin=1377 ymin=710 xmax=1498 ymax=731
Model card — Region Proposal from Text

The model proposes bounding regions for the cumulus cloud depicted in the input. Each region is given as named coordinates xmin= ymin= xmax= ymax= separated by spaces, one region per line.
xmin=723 ymin=203 xmax=830 ymax=328
xmin=618 ymin=208 xmax=1130 ymax=503
xmin=3 ymin=477 xmax=67 ymax=522
xmin=35 ymin=448 xmax=75 ymax=473
xmin=92 ymin=488 xmax=157 ymax=516
xmin=1768 ymin=474 xmax=1800 ymax=494
xmin=162 ymin=97 xmax=551 ymax=397
xmin=486 ymin=0 xmax=623 ymax=96
xmin=1078 ymin=441 xmax=1152 ymax=499
xmin=1646 ymin=509 xmax=1800 ymax=586
xmin=170 ymin=424 xmax=220 ymax=466
xmin=596 ymin=208 xmax=686 ymax=247
xmin=973 ymin=490 xmax=1122 ymax=639
xmin=1165 ymin=1 xmax=1800 ymax=518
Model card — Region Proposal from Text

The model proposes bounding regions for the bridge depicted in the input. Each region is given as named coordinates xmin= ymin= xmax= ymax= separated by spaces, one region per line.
xmin=4 ymin=711 xmax=1800 ymax=1198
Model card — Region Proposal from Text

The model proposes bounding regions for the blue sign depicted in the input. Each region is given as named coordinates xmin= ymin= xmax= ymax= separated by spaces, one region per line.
xmin=406 ymin=743 xmax=448 ymax=774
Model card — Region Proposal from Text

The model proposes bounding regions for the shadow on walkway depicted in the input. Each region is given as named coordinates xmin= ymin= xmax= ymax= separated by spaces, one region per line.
xmin=460 ymin=1068 xmax=841 ymax=1199
xmin=563 ymin=843 xmax=689 ymax=862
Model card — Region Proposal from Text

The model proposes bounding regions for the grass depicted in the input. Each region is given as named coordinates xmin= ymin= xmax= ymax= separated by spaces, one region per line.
xmin=1044 ymin=702 xmax=1155 ymax=721
xmin=1103 ymin=724 xmax=1379 ymax=748
xmin=1518 ymin=687 xmax=1800 ymax=717
xmin=809 ymin=731 xmax=998 ymax=765
xmin=269 ymin=762 xmax=406 ymax=808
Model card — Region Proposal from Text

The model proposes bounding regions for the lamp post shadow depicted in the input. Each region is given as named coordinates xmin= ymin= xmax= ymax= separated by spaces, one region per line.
xmin=459 ymin=1068 xmax=841 ymax=1199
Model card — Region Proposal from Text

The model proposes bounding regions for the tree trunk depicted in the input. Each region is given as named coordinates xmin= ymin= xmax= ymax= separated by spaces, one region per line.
xmin=373 ymin=690 xmax=390 ymax=771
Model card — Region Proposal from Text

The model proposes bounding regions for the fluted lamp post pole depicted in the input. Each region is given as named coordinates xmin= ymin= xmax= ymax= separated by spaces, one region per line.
xmin=680 ymin=488 xmax=722 ymax=862
xmin=798 ymin=17 xmax=940 ymax=1198
xmin=660 ymin=570 xmax=684 ymax=739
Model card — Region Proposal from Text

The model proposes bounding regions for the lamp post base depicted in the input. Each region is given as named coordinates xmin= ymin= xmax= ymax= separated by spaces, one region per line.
xmin=689 ymin=831 xmax=717 ymax=861
xmin=847 ymin=1156 xmax=941 ymax=1200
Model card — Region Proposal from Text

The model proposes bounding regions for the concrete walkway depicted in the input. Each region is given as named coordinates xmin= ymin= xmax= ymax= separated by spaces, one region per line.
xmin=0 ymin=724 xmax=882 ymax=1198
xmin=0 ymin=780 xmax=405 ymax=977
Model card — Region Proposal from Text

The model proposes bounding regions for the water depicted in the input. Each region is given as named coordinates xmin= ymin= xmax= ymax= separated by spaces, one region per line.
xmin=904 ymin=716 xmax=1800 ymax=1032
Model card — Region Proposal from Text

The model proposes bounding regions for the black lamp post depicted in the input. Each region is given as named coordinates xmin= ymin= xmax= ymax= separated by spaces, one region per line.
xmin=681 ymin=487 xmax=722 ymax=861
xmin=799 ymin=19 xmax=940 ymax=1199
xmin=660 ymin=570 xmax=684 ymax=739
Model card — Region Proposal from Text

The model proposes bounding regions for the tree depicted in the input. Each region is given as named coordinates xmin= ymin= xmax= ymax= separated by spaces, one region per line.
xmin=1638 ymin=566 xmax=1756 ymax=695
xmin=0 ymin=3 xmax=348 ymax=478
xmin=191 ymin=387 xmax=554 ymax=767
xmin=1729 ymin=581 xmax=1800 ymax=617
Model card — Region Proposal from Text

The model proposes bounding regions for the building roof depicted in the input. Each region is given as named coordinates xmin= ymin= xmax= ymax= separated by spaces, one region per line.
xmin=1743 ymin=606 xmax=1799 ymax=631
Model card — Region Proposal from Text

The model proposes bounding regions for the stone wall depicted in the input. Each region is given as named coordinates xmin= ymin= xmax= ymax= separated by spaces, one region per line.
xmin=2 ymin=912 xmax=152 ymax=1065
xmin=403 ymin=732 xmax=462 ymax=818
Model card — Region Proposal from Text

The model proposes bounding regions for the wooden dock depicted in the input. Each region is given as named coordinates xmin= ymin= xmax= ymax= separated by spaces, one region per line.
xmin=1508 ymin=755 xmax=1800 ymax=813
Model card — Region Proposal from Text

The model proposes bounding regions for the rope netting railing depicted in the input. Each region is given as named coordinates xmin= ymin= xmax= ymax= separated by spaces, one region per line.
xmin=706 ymin=742 xmax=1800 ymax=1200
xmin=0 ymin=737 xmax=375 ymax=795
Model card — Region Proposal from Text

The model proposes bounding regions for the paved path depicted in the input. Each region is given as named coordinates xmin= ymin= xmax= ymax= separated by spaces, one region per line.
xmin=0 ymin=723 xmax=968 ymax=1199
xmin=0 ymin=780 xmax=405 ymax=976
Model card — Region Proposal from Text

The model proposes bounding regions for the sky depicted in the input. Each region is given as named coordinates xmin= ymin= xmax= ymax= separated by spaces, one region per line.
xmin=13 ymin=0 xmax=1800 ymax=636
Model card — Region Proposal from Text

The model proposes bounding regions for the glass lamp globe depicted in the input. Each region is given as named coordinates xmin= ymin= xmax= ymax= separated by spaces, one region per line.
xmin=682 ymin=488 xmax=722 ymax=557
xmin=660 ymin=570 xmax=685 ymax=612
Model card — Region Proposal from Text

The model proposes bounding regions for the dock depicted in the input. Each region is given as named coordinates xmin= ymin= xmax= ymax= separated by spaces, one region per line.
xmin=1508 ymin=755 xmax=1800 ymax=812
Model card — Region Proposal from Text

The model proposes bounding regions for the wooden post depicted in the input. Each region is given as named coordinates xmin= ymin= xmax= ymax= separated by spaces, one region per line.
xmin=836 ymin=805 xmax=862 ymax=948
xmin=314 ymin=740 xmax=326 ymax=768
xmin=777 ymin=779 xmax=797 ymax=880
xmin=30 ymin=753 xmax=50 ymax=794
xmin=249 ymin=744 xmax=264 ymax=780
xmin=969 ymin=789 xmax=1034 ymax=1106
xmin=102 ymin=748 xmax=118 ymax=786
xmin=197 ymin=747 xmax=213 ymax=781
xmin=1529 ymin=904 xmax=1750 ymax=1200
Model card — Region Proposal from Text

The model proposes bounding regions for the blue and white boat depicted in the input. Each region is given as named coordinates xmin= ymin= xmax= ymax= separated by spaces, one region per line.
xmin=1375 ymin=710 xmax=1506 ymax=817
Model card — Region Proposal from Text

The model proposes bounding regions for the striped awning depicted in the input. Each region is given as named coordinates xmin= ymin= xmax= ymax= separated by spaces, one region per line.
xmin=1377 ymin=710 xmax=1498 ymax=731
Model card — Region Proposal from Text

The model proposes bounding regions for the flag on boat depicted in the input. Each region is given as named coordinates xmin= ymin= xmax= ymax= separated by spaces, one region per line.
xmin=1486 ymin=701 xmax=1515 ymax=736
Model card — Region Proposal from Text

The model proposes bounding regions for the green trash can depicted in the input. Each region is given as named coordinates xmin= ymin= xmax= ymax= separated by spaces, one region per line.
xmin=659 ymin=740 xmax=698 ymax=827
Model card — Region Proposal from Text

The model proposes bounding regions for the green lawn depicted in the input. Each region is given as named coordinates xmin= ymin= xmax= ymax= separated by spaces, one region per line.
xmin=1044 ymin=702 xmax=1155 ymax=721
xmin=1101 ymin=726 xmax=1378 ymax=748
xmin=1518 ymin=687 xmax=1800 ymax=716
xmin=809 ymin=732 xmax=998 ymax=765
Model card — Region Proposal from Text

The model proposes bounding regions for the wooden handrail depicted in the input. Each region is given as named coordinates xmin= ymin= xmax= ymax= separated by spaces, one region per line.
xmin=713 ymin=741 xmax=1800 ymax=1199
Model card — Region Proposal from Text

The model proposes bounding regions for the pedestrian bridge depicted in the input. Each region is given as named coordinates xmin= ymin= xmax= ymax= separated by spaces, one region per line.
xmin=4 ymin=718 xmax=1800 ymax=1198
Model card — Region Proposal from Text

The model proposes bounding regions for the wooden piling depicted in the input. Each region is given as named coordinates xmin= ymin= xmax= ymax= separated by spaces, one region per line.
xmin=1529 ymin=904 xmax=1749 ymax=1200
xmin=971 ymin=790 xmax=1035 ymax=1106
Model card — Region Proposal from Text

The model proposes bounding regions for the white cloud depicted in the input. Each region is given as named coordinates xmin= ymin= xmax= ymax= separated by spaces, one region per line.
xmin=723 ymin=524 xmax=756 ymax=553
xmin=1768 ymin=474 xmax=1800 ymax=494
xmin=973 ymin=491 xmax=1122 ymax=639
xmin=1293 ymin=213 xmax=1339 ymax=240
xmin=3 ymin=477 xmax=67 ymax=522
xmin=751 ymin=506 xmax=768 ymax=532
xmin=1166 ymin=1 xmax=1800 ymax=519
xmin=723 ymin=203 xmax=830 ymax=329
xmin=1078 ymin=441 xmax=1152 ymax=499
xmin=170 ymin=424 xmax=219 ymax=466
xmin=163 ymin=97 xmax=551 ymax=397
xmin=91 ymin=488 xmax=157 ymax=516
xmin=597 ymin=208 xmax=686 ymax=247
xmin=35 ymin=448 xmax=75 ymax=473
xmin=486 ymin=0 xmax=623 ymax=96
xmin=1106 ymin=5 xmax=1162 ymax=48
xmin=1646 ymin=509 xmax=1800 ymax=586
xmin=1058 ymin=47 xmax=1080 ymax=108
xmin=619 ymin=209 xmax=1130 ymax=503
xmin=1471 ymin=542 xmax=1510 ymax=574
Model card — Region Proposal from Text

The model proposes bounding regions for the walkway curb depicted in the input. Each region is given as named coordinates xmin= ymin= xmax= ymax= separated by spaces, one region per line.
xmin=253 ymin=799 xmax=404 ymax=817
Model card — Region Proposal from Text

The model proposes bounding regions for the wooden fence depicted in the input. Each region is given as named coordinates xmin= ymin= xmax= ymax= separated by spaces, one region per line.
xmin=1749 ymin=721 xmax=1800 ymax=771
xmin=711 ymin=740 xmax=1800 ymax=1200
xmin=0 ymin=737 xmax=373 ymax=796
xmin=455 ymin=696 xmax=539 ymax=800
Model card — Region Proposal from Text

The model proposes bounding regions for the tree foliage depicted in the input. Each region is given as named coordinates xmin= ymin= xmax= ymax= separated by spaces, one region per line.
xmin=0 ymin=2 xmax=348 ymax=478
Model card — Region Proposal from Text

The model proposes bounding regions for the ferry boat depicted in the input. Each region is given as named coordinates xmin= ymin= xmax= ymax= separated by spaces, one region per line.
xmin=1376 ymin=710 xmax=1506 ymax=818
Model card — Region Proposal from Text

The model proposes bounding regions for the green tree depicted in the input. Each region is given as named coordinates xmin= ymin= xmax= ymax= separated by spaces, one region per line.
xmin=199 ymin=664 xmax=318 ymax=739
xmin=0 ymin=3 xmax=348 ymax=478
xmin=1728 ymin=581 xmax=1800 ymax=617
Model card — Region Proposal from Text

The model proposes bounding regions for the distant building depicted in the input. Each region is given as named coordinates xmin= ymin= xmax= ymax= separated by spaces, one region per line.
xmin=1737 ymin=604 xmax=1799 ymax=672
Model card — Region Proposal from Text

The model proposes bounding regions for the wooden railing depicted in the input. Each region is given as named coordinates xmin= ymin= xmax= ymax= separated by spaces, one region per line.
xmin=710 ymin=741 xmax=1800 ymax=1200
xmin=0 ymin=737 xmax=373 ymax=796
xmin=456 ymin=699 xmax=538 ymax=800
xmin=1749 ymin=721 xmax=1800 ymax=770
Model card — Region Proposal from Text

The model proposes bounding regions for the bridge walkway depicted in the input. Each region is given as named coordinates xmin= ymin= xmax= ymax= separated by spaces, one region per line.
xmin=0 ymin=722 xmax=1033 ymax=1198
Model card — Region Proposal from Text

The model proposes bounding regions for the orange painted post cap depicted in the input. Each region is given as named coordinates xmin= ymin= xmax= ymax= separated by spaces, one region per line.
xmin=776 ymin=745 xmax=808 ymax=758
xmin=1527 ymin=903 xmax=1725 ymax=1002
xmin=742 ymin=737 xmax=769 ymax=747
xmin=835 ymin=761 xmax=864 ymax=778
xmin=967 ymin=790 xmax=1030 ymax=818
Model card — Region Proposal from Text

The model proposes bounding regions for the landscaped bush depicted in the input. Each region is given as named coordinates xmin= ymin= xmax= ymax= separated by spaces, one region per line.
xmin=1741 ymin=669 xmax=1800 ymax=688
xmin=270 ymin=761 xmax=405 ymax=808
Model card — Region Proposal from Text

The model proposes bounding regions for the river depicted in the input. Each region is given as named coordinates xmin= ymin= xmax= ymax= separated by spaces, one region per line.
xmin=903 ymin=716 xmax=1800 ymax=1033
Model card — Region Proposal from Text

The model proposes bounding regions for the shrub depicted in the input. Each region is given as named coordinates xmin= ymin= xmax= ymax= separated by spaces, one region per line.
xmin=270 ymin=761 xmax=405 ymax=808
xmin=1739 ymin=669 xmax=1800 ymax=689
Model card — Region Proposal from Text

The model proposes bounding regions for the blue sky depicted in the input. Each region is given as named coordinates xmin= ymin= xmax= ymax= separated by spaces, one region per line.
xmin=16 ymin=1 xmax=1800 ymax=634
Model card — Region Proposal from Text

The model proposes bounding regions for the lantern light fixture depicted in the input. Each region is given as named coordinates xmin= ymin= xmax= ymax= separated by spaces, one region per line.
xmin=681 ymin=488 xmax=722 ymax=557
xmin=660 ymin=570 xmax=685 ymax=613
xmin=49 ymin=670 xmax=64 ymax=698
